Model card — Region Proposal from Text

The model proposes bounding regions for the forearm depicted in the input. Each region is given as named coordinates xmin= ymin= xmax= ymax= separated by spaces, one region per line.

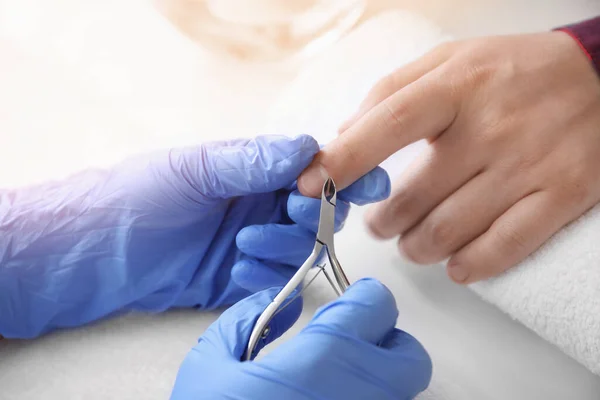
xmin=0 ymin=173 xmax=110 ymax=272
xmin=557 ymin=16 xmax=600 ymax=76
xmin=0 ymin=161 xmax=221 ymax=338
xmin=0 ymin=172 xmax=123 ymax=338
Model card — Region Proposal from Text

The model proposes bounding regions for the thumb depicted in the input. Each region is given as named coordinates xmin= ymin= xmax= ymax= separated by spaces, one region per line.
xmin=304 ymin=278 xmax=398 ymax=344
xmin=171 ymin=134 xmax=319 ymax=200
xmin=193 ymin=287 xmax=302 ymax=361
xmin=302 ymin=278 xmax=432 ymax=398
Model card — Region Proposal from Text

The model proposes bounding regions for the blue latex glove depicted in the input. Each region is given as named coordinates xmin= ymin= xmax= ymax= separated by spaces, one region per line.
xmin=171 ymin=278 xmax=432 ymax=399
xmin=0 ymin=135 xmax=390 ymax=339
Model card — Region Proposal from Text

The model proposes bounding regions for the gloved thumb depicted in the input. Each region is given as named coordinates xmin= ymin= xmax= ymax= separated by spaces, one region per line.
xmin=192 ymin=287 xmax=302 ymax=361
xmin=168 ymin=135 xmax=319 ymax=200
xmin=304 ymin=278 xmax=398 ymax=344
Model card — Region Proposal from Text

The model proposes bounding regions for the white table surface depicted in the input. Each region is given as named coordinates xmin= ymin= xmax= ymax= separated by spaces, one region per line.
xmin=1 ymin=1 xmax=600 ymax=399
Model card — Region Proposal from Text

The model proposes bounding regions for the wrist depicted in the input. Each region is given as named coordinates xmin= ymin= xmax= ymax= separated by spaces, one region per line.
xmin=555 ymin=16 xmax=600 ymax=77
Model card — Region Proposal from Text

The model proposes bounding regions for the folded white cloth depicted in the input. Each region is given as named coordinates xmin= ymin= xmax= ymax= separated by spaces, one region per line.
xmin=265 ymin=9 xmax=600 ymax=379
xmin=471 ymin=208 xmax=600 ymax=375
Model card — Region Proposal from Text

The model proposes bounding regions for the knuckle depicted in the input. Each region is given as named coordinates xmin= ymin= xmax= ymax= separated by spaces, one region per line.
xmin=474 ymin=108 xmax=519 ymax=150
xmin=380 ymin=190 xmax=421 ymax=235
xmin=324 ymin=139 xmax=362 ymax=174
xmin=569 ymin=181 xmax=591 ymax=206
xmin=398 ymin=239 xmax=426 ymax=264
xmin=477 ymin=108 xmax=511 ymax=138
xmin=549 ymin=157 xmax=593 ymax=208
xmin=336 ymin=138 xmax=362 ymax=167
xmin=444 ymin=54 xmax=494 ymax=96
xmin=427 ymin=218 xmax=456 ymax=250
xmin=399 ymin=217 xmax=457 ymax=265
xmin=563 ymin=164 xmax=592 ymax=199
xmin=494 ymin=222 xmax=527 ymax=253
xmin=498 ymin=150 xmax=543 ymax=177
xmin=386 ymin=189 xmax=411 ymax=216
xmin=556 ymin=180 xmax=591 ymax=208
xmin=378 ymin=90 xmax=424 ymax=135
xmin=380 ymin=97 xmax=405 ymax=130
xmin=432 ymin=40 xmax=459 ymax=57
xmin=512 ymin=156 xmax=542 ymax=176
xmin=460 ymin=61 xmax=494 ymax=90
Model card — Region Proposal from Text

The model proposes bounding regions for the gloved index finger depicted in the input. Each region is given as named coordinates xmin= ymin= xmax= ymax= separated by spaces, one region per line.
xmin=303 ymin=278 xmax=398 ymax=345
xmin=187 ymin=134 xmax=320 ymax=199
xmin=286 ymin=191 xmax=350 ymax=234
xmin=337 ymin=166 xmax=391 ymax=205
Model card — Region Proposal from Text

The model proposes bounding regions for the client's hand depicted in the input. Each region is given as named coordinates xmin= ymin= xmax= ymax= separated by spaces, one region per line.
xmin=298 ymin=32 xmax=600 ymax=283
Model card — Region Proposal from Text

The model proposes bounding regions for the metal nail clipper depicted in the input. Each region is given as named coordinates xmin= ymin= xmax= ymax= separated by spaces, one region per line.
xmin=244 ymin=177 xmax=350 ymax=361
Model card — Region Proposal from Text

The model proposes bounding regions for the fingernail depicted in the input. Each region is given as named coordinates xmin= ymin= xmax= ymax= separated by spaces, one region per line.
xmin=447 ymin=262 xmax=469 ymax=283
xmin=298 ymin=163 xmax=329 ymax=196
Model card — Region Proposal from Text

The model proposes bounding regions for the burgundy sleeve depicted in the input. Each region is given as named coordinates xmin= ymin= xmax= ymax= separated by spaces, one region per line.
xmin=557 ymin=16 xmax=600 ymax=77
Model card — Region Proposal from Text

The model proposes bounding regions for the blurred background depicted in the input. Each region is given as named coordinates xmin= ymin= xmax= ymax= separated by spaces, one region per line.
xmin=1 ymin=0 xmax=598 ymax=188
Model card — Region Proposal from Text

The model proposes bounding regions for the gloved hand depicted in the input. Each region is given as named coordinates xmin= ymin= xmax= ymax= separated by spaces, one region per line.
xmin=171 ymin=278 xmax=432 ymax=399
xmin=0 ymin=135 xmax=390 ymax=339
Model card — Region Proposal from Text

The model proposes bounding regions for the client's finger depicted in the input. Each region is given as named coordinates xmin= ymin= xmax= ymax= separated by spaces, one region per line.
xmin=298 ymin=73 xmax=458 ymax=198
xmin=338 ymin=44 xmax=454 ymax=134
xmin=447 ymin=190 xmax=576 ymax=283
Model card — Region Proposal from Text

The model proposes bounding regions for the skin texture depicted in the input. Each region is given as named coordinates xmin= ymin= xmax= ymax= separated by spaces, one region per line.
xmin=298 ymin=31 xmax=600 ymax=284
